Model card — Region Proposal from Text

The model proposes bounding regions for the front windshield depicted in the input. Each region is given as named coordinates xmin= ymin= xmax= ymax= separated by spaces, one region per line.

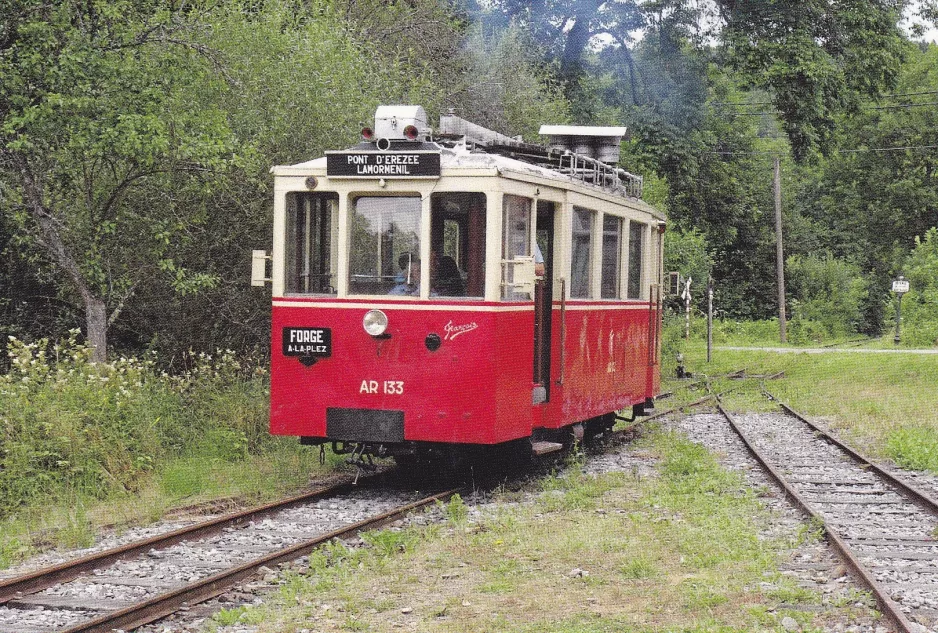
xmin=348 ymin=196 xmax=421 ymax=296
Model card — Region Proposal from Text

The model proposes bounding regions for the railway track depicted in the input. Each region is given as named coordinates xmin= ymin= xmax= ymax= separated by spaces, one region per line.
xmin=713 ymin=393 xmax=938 ymax=633
xmin=0 ymin=479 xmax=459 ymax=633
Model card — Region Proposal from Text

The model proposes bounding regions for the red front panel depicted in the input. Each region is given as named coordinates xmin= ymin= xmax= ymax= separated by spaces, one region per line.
xmin=271 ymin=300 xmax=536 ymax=445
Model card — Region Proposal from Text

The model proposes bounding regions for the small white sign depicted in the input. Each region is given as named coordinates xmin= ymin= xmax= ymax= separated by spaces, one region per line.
xmin=892 ymin=279 xmax=910 ymax=293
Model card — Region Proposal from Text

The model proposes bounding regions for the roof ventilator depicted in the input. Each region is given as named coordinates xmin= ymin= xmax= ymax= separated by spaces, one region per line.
xmin=437 ymin=111 xmax=643 ymax=199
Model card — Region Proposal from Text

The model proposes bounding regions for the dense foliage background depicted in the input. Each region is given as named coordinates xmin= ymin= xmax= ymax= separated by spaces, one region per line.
xmin=2 ymin=0 xmax=936 ymax=359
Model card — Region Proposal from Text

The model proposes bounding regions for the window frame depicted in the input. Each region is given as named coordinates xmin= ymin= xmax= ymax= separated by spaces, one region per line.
xmin=501 ymin=194 xmax=533 ymax=301
xmin=600 ymin=213 xmax=623 ymax=299
xmin=570 ymin=206 xmax=595 ymax=299
xmin=430 ymin=192 xmax=487 ymax=299
xmin=346 ymin=194 xmax=423 ymax=297
xmin=627 ymin=220 xmax=647 ymax=300
xmin=284 ymin=192 xmax=339 ymax=296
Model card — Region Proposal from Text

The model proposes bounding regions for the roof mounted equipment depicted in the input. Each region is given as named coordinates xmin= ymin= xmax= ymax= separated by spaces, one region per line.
xmin=374 ymin=105 xmax=431 ymax=148
xmin=538 ymin=125 xmax=627 ymax=166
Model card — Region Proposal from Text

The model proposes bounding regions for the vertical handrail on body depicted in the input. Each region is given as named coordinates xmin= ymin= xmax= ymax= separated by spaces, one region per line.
xmin=648 ymin=283 xmax=661 ymax=367
xmin=556 ymin=278 xmax=566 ymax=386
xmin=533 ymin=279 xmax=545 ymax=385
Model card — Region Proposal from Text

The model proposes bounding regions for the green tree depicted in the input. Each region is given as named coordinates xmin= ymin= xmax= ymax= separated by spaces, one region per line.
xmin=715 ymin=0 xmax=909 ymax=160
xmin=449 ymin=25 xmax=571 ymax=139
xmin=1 ymin=1 xmax=235 ymax=361
xmin=897 ymin=228 xmax=938 ymax=346
xmin=786 ymin=253 xmax=868 ymax=337
xmin=665 ymin=228 xmax=713 ymax=295
xmin=108 ymin=0 xmax=453 ymax=358
xmin=480 ymin=0 xmax=700 ymax=119
xmin=794 ymin=43 xmax=938 ymax=331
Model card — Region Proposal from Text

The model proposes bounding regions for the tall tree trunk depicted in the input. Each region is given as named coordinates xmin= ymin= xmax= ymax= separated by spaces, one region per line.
xmin=13 ymin=154 xmax=109 ymax=361
xmin=85 ymin=296 xmax=108 ymax=362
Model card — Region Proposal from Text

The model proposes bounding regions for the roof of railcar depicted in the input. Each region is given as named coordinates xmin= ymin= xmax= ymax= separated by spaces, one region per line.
xmin=272 ymin=143 xmax=665 ymax=220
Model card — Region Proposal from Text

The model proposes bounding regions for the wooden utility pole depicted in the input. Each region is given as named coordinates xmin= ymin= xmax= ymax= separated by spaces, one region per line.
xmin=707 ymin=276 xmax=713 ymax=363
xmin=774 ymin=156 xmax=787 ymax=343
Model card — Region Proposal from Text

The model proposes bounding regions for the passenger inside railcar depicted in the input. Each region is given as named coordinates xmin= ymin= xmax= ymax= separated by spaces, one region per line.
xmin=429 ymin=192 xmax=486 ymax=298
xmin=433 ymin=255 xmax=465 ymax=296
xmin=388 ymin=257 xmax=420 ymax=295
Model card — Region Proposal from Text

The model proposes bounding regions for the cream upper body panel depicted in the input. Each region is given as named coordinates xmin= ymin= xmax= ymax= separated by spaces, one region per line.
xmin=271 ymin=144 xmax=663 ymax=302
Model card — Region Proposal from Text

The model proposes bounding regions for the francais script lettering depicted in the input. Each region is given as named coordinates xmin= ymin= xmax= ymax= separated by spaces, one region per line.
xmin=443 ymin=320 xmax=478 ymax=341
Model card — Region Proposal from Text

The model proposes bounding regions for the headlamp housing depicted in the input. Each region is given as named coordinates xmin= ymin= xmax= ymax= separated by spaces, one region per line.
xmin=363 ymin=309 xmax=389 ymax=337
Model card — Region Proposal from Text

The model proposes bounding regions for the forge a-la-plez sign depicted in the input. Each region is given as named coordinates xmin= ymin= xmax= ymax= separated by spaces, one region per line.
xmin=326 ymin=151 xmax=441 ymax=178
xmin=282 ymin=327 xmax=332 ymax=357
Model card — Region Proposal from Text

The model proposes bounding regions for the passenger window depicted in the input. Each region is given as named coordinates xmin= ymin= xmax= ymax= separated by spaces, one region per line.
xmin=571 ymin=207 xmax=594 ymax=298
xmin=348 ymin=196 xmax=421 ymax=296
xmin=502 ymin=195 xmax=532 ymax=300
xmin=601 ymin=215 xmax=623 ymax=299
xmin=430 ymin=193 xmax=486 ymax=298
xmin=285 ymin=192 xmax=338 ymax=294
xmin=628 ymin=221 xmax=646 ymax=299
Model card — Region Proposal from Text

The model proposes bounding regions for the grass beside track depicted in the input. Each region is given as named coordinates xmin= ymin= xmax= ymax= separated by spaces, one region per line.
xmin=0 ymin=443 xmax=345 ymax=569
xmin=664 ymin=342 xmax=938 ymax=473
xmin=205 ymin=431 xmax=877 ymax=633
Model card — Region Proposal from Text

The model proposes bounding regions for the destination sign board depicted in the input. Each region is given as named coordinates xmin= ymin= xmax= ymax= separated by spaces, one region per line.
xmin=326 ymin=152 xmax=441 ymax=178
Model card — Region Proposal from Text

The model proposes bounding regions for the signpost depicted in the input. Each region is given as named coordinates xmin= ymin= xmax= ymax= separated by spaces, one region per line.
xmin=681 ymin=277 xmax=692 ymax=341
xmin=892 ymin=276 xmax=909 ymax=344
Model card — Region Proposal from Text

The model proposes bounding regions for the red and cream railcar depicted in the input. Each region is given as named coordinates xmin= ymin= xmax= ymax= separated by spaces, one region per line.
xmin=255 ymin=106 xmax=663 ymax=461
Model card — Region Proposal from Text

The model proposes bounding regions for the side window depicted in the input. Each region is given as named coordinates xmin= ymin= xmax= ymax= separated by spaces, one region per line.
xmin=601 ymin=215 xmax=622 ymax=299
xmin=431 ymin=193 xmax=486 ymax=298
xmin=628 ymin=221 xmax=646 ymax=299
xmin=571 ymin=207 xmax=594 ymax=298
xmin=502 ymin=195 xmax=532 ymax=300
xmin=348 ymin=196 xmax=421 ymax=296
xmin=285 ymin=192 xmax=338 ymax=294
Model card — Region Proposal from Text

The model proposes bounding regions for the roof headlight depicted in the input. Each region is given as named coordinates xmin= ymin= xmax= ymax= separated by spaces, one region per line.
xmin=363 ymin=309 xmax=389 ymax=337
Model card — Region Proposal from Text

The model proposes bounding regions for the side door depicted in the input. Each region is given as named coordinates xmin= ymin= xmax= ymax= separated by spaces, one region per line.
xmin=533 ymin=201 xmax=556 ymax=403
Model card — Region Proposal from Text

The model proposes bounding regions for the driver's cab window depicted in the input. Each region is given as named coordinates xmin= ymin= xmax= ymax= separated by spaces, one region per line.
xmin=285 ymin=192 xmax=338 ymax=295
xmin=348 ymin=196 xmax=421 ymax=296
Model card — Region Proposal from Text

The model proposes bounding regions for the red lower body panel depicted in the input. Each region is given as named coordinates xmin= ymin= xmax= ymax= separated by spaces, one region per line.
xmin=270 ymin=299 xmax=658 ymax=445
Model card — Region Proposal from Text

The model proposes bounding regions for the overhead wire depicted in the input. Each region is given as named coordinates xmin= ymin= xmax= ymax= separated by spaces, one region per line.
xmin=705 ymin=144 xmax=938 ymax=156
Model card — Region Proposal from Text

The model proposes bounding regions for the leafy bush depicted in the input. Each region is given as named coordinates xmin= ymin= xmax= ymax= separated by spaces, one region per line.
xmin=786 ymin=253 xmax=868 ymax=339
xmin=0 ymin=332 xmax=269 ymax=516
xmin=896 ymin=228 xmax=938 ymax=347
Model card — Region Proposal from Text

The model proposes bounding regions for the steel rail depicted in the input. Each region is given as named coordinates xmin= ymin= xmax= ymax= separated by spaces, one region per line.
xmin=763 ymin=389 xmax=938 ymax=514
xmin=56 ymin=488 xmax=461 ymax=633
xmin=715 ymin=400 xmax=917 ymax=633
xmin=0 ymin=478 xmax=372 ymax=604
xmin=643 ymin=393 xmax=715 ymax=422
xmin=629 ymin=382 xmax=747 ymax=428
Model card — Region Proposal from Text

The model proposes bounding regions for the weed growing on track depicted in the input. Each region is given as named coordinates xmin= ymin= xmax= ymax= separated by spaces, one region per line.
xmin=207 ymin=430 xmax=864 ymax=633
xmin=885 ymin=426 xmax=938 ymax=471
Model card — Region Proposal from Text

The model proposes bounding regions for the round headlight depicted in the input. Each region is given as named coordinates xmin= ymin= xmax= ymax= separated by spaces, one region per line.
xmin=363 ymin=309 xmax=388 ymax=336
